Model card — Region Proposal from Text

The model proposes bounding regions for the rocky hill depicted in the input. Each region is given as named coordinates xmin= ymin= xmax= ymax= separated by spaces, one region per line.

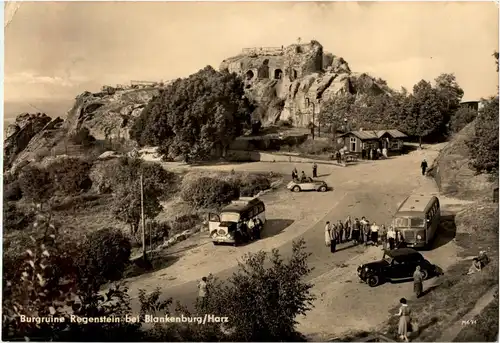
xmin=4 ymin=40 xmax=390 ymax=171
xmin=220 ymin=40 xmax=389 ymax=126
xmin=430 ymin=119 xmax=498 ymax=200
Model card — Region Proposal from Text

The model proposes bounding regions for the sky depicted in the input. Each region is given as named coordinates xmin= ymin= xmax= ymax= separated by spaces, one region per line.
xmin=4 ymin=1 xmax=499 ymax=106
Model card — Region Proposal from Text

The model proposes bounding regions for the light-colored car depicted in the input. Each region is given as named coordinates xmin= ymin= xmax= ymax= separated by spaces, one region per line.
xmin=286 ymin=177 xmax=328 ymax=192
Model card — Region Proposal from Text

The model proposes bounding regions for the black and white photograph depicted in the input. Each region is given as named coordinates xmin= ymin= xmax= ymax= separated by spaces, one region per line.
xmin=3 ymin=1 xmax=499 ymax=341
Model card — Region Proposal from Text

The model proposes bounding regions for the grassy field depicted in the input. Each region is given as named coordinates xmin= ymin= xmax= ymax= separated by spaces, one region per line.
xmin=454 ymin=295 xmax=499 ymax=342
xmin=381 ymin=202 xmax=499 ymax=341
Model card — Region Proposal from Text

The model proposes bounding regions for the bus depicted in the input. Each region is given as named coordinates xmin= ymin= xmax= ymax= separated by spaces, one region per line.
xmin=208 ymin=197 xmax=266 ymax=246
xmin=392 ymin=195 xmax=440 ymax=248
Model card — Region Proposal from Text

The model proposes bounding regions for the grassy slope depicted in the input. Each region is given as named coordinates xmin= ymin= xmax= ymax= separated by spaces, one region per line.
xmin=432 ymin=120 xmax=497 ymax=200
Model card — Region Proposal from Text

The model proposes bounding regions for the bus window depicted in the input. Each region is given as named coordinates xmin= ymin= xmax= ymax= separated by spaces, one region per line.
xmin=393 ymin=217 xmax=409 ymax=227
xmin=209 ymin=213 xmax=220 ymax=222
xmin=221 ymin=212 xmax=240 ymax=222
xmin=410 ymin=218 xmax=425 ymax=227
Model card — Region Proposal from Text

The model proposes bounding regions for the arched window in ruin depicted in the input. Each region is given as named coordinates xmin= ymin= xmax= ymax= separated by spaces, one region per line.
xmin=274 ymin=69 xmax=283 ymax=80
xmin=246 ymin=70 xmax=254 ymax=80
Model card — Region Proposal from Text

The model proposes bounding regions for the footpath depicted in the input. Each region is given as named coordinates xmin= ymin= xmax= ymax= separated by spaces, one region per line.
xmin=436 ymin=285 xmax=499 ymax=342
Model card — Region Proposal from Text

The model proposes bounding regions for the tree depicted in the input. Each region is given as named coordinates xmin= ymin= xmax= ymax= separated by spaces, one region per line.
xmin=17 ymin=166 xmax=53 ymax=206
xmin=70 ymin=127 xmax=96 ymax=147
xmin=180 ymin=176 xmax=240 ymax=209
xmin=319 ymin=93 xmax=356 ymax=136
xmin=46 ymin=157 xmax=93 ymax=195
xmin=494 ymin=51 xmax=499 ymax=72
xmin=402 ymin=80 xmax=444 ymax=147
xmin=112 ymin=180 xmax=162 ymax=235
xmin=467 ymin=96 xmax=499 ymax=174
xmin=449 ymin=106 xmax=477 ymax=133
xmin=130 ymin=66 xmax=253 ymax=162
xmin=195 ymin=239 xmax=314 ymax=341
xmin=434 ymin=73 xmax=464 ymax=133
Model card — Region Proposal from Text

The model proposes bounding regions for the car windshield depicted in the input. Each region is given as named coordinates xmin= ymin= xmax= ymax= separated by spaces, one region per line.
xmin=393 ymin=217 xmax=409 ymax=227
xmin=383 ymin=253 xmax=393 ymax=264
xmin=410 ymin=217 xmax=425 ymax=227
xmin=220 ymin=212 xmax=240 ymax=223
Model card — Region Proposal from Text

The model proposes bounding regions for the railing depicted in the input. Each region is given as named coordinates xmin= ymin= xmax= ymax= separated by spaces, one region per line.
xmin=242 ymin=46 xmax=284 ymax=54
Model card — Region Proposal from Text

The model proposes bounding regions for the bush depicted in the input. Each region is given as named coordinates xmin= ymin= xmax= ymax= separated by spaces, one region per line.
xmin=3 ymin=179 xmax=22 ymax=201
xmin=17 ymin=165 xmax=53 ymax=203
xmin=70 ymin=127 xmax=96 ymax=147
xmin=171 ymin=239 xmax=314 ymax=341
xmin=180 ymin=176 xmax=239 ymax=209
xmin=467 ymin=97 xmax=499 ymax=174
xmin=450 ymin=107 xmax=477 ymax=133
xmin=148 ymin=220 xmax=171 ymax=245
xmin=77 ymin=228 xmax=132 ymax=288
xmin=295 ymin=139 xmax=337 ymax=155
xmin=46 ymin=157 xmax=93 ymax=195
xmin=3 ymin=202 xmax=32 ymax=231
xmin=170 ymin=214 xmax=201 ymax=235
xmin=239 ymin=174 xmax=271 ymax=196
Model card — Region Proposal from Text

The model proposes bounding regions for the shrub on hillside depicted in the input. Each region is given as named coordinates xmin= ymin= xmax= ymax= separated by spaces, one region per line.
xmin=239 ymin=174 xmax=271 ymax=197
xmin=3 ymin=202 xmax=33 ymax=231
xmin=17 ymin=165 xmax=53 ymax=204
xmin=450 ymin=107 xmax=477 ymax=133
xmin=77 ymin=228 xmax=132 ymax=288
xmin=180 ymin=176 xmax=239 ymax=209
xmin=70 ymin=127 xmax=96 ymax=147
xmin=148 ymin=220 xmax=171 ymax=245
xmin=170 ymin=214 xmax=201 ymax=235
xmin=4 ymin=179 xmax=23 ymax=201
xmin=33 ymin=147 xmax=51 ymax=162
xmin=295 ymin=139 xmax=337 ymax=155
xmin=467 ymin=97 xmax=499 ymax=174
xmin=46 ymin=157 xmax=93 ymax=195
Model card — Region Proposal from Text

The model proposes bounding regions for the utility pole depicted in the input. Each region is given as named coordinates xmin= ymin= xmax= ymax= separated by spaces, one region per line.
xmin=140 ymin=174 xmax=147 ymax=262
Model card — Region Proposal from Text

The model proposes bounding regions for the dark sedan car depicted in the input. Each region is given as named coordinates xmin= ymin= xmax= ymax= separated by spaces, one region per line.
xmin=357 ymin=248 xmax=443 ymax=287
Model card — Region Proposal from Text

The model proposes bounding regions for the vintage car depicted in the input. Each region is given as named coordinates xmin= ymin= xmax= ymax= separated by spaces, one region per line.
xmin=286 ymin=177 xmax=328 ymax=192
xmin=357 ymin=248 xmax=443 ymax=287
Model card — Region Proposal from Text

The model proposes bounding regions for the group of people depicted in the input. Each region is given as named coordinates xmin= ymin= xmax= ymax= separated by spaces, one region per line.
xmin=361 ymin=147 xmax=388 ymax=160
xmin=235 ymin=217 xmax=263 ymax=242
xmin=292 ymin=163 xmax=318 ymax=182
xmin=324 ymin=216 xmax=408 ymax=253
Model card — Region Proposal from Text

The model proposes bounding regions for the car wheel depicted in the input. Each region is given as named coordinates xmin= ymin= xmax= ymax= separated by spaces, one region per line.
xmin=367 ymin=275 xmax=380 ymax=287
xmin=318 ymin=185 xmax=327 ymax=192
xmin=420 ymin=269 xmax=429 ymax=280
xmin=292 ymin=186 xmax=301 ymax=192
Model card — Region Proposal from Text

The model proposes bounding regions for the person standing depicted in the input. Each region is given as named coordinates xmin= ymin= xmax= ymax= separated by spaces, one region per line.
xmin=395 ymin=298 xmax=411 ymax=342
xmin=312 ymin=163 xmax=318 ymax=178
xmin=330 ymin=223 xmax=338 ymax=253
xmin=324 ymin=221 xmax=331 ymax=247
xmin=413 ymin=266 xmax=424 ymax=298
xmin=380 ymin=224 xmax=387 ymax=249
xmin=300 ymin=171 xmax=307 ymax=182
xmin=197 ymin=277 xmax=209 ymax=309
xmin=352 ymin=218 xmax=361 ymax=244
xmin=421 ymin=159 xmax=428 ymax=176
xmin=254 ymin=217 xmax=262 ymax=239
xmin=336 ymin=220 xmax=344 ymax=244
xmin=292 ymin=168 xmax=298 ymax=181
xmin=370 ymin=222 xmax=379 ymax=247
xmin=387 ymin=226 xmax=396 ymax=250
xmin=247 ymin=218 xmax=255 ymax=240
xmin=344 ymin=216 xmax=352 ymax=241
xmin=382 ymin=147 xmax=388 ymax=159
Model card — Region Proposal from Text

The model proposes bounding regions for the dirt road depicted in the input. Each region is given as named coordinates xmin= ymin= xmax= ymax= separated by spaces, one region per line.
xmin=126 ymin=145 xmax=465 ymax=339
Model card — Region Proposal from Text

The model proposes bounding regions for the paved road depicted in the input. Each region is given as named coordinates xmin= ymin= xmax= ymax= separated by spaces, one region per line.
xmin=129 ymin=185 xmax=409 ymax=313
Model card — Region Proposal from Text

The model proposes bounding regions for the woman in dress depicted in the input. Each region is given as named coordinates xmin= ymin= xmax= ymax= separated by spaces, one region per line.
xmin=395 ymin=298 xmax=411 ymax=342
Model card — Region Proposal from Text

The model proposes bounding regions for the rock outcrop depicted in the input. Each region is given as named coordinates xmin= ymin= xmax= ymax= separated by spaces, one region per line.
xmin=220 ymin=40 xmax=388 ymax=126
xmin=64 ymin=87 xmax=159 ymax=140
xmin=4 ymin=113 xmax=53 ymax=169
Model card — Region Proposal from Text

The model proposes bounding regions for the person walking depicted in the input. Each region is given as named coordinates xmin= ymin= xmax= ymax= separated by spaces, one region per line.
xmin=420 ymin=159 xmax=428 ymax=176
xmin=370 ymin=222 xmax=380 ymax=247
xmin=387 ymin=226 xmax=396 ymax=250
xmin=413 ymin=266 xmax=424 ymax=298
xmin=197 ymin=276 xmax=209 ymax=309
xmin=395 ymin=298 xmax=411 ymax=342
xmin=324 ymin=221 xmax=331 ymax=247
xmin=330 ymin=223 xmax=338 ymax=253
xmin=312 ymin=163 xmax=318 ymax=178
